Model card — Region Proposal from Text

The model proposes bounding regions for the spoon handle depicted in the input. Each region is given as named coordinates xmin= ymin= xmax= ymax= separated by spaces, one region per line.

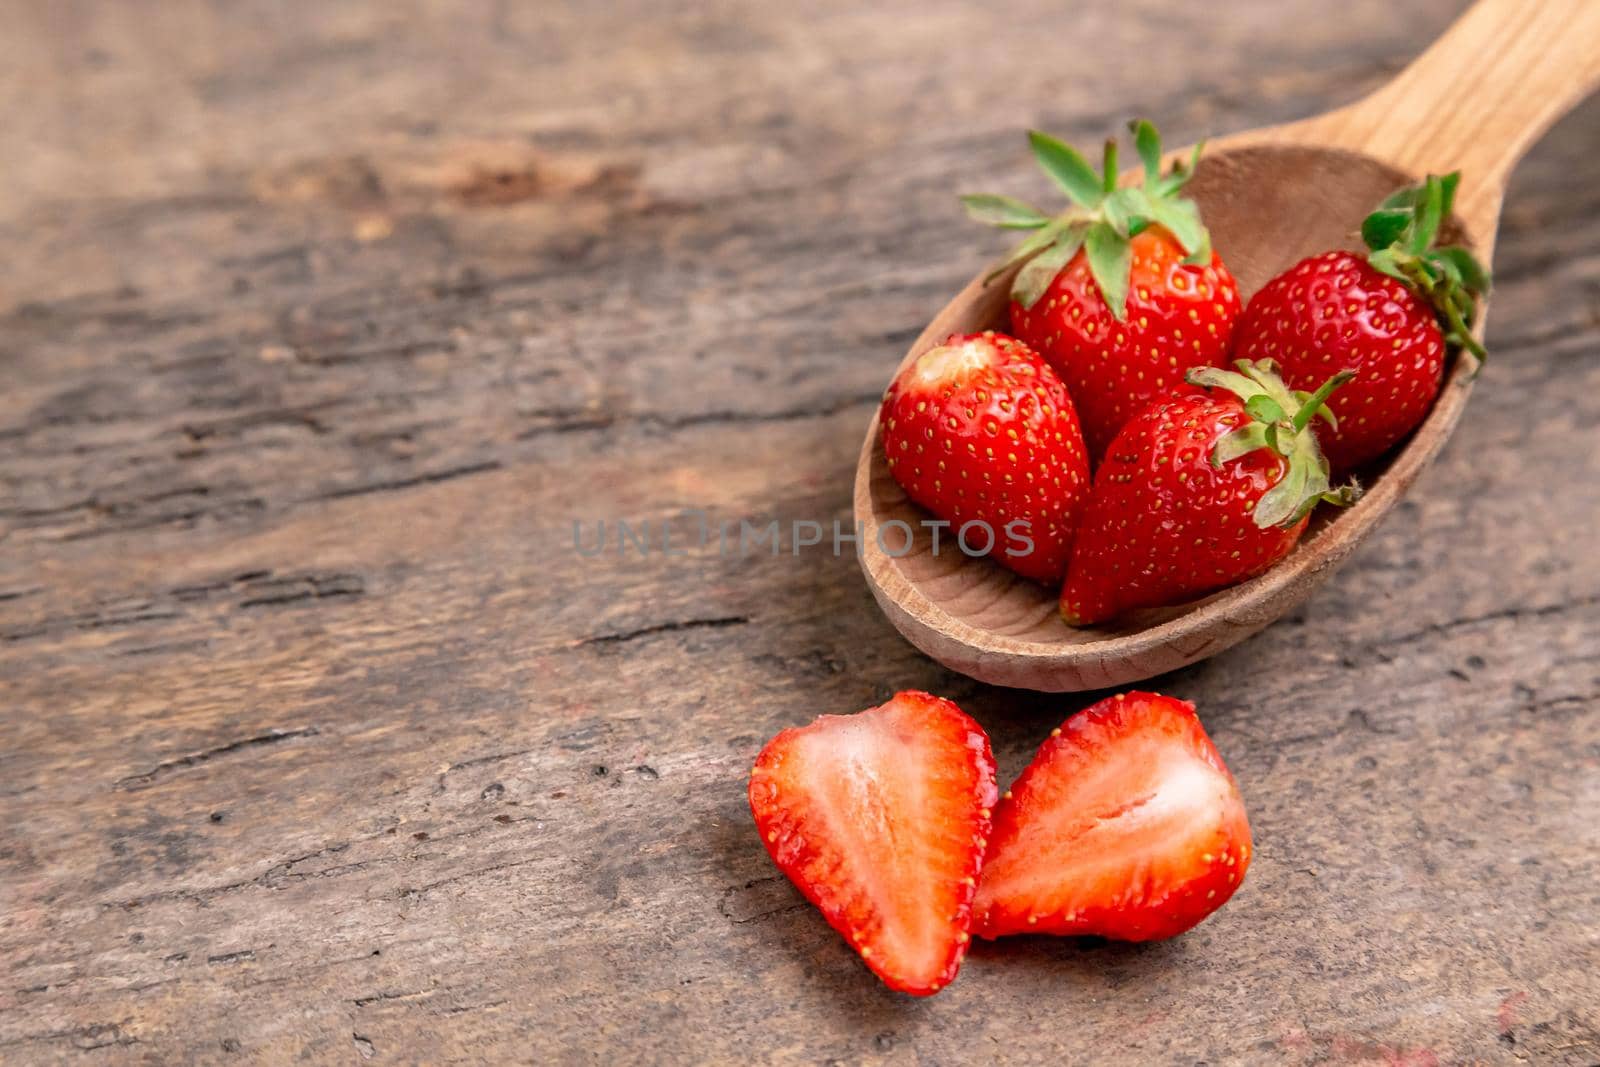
xmin=1311 ymin=0 xmax=1600 ymax=247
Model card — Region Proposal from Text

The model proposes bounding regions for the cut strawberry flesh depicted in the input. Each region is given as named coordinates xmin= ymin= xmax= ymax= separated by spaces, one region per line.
xmin=749 ymin=692 xmax=997 ymax=994
xmin=907 ymin=336 xmax=996 ymax=389
xmin=974 ymin=692 xmax=1250 ymax=942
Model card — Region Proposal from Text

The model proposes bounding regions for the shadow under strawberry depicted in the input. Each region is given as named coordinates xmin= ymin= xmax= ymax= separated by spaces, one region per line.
xmin=705 ymin=784 xmax=935 ymax=1018
xmin=967 ymin=930 xmax=1190 ymax=975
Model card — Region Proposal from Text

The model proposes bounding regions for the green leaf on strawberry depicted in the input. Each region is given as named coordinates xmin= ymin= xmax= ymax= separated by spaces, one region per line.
xmin=1059 ymin=358 xmax=1352 ymax=626
xmin=1360 ymin=208 xmax=1411 ymax=250
xmin=962 ymin=120 xmax=1215 ymax=320
xmin=1131 ymin=119 xmax=1163 ymax=179
xmin=1012 ymin=224 xmax=1087 ymax=308
xmin=959 ymin=194 xmax=1051 ymax=230
xmin=1358 ymin=171 xmax=1491 ymax=364
xmin=1027 ymin=130 xmax=1105 ymax=207
xmin=1083 ymin=221 xmax=1131 ymax=319
xmin=1186 ymin=359 xmax=1360 ymax=528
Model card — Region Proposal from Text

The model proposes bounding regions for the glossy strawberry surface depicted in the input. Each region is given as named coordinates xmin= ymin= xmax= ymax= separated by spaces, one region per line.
xmin=1234 ymin=250 xmax=1445 ymax=473
xmin=881 ymin=331 xmax=1089 ymax=582
xmin=1011 ymin=229 xmax=1241 ymax=462
xmin=1059 ymin=391 xmax=1307 ymax=625
xmin=974 ymin=691 xmax=1251 ymax=942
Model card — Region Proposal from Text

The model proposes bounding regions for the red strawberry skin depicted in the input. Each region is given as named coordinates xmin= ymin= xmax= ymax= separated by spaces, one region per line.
xmin=973 ymin=692 xmax=1251 ymax=942
xmin=881 ymin=331 xmax=1089 ymax=582
xmin=1233 ymin=250 xmax=1445 ymax=473
xmin=1010 ymin=229 xmax=1241 ymax=462
xmin=748 ymin=691 xmax=998 ymax=995
xmin=1059 ymin=392 xmax=1306 ymax=625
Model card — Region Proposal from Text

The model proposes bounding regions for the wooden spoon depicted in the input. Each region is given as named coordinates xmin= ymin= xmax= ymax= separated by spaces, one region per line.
xmin=855 ymin=0 xmax=1600 ymax=692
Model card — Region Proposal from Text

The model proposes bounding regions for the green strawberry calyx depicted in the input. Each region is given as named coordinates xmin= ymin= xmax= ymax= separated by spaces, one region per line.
xmin=1361 ymin=172 xmax=1491 ymax=364
xmin=1186 ymin=359 xmax=1363 ymax=528
xmin=960 ymin=120 xmax=1213 ymax=321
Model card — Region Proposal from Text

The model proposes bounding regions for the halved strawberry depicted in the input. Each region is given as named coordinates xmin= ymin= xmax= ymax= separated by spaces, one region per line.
xmin=749 ymin=691 xmax=998 ymax=994
xmin=973 ymin=692 xmax=1250 ymax=942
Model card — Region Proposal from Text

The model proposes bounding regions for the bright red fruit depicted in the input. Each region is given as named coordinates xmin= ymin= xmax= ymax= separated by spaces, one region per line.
xmin=1060 ymin=359 xmax=1358 ymax=626
xmin=973 ymin=691 xmax=1251 ymax=942
xmin=881 ymin=330 xmax=1089 ymax=582
xmin=964 ymin=121 xmax=1241 ymax=461
xmin=748 ymin=691 xmax=998 ymax=995
xmin=1233 ymin=172 xmax=1490 ymax=473
xmin=1012 ymin=228 xmax=1241 ymax=461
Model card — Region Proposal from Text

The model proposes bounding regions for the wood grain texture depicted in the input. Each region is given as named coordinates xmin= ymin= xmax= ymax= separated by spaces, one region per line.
xmin=0 ymin=0 xmax=1597 ymax=1063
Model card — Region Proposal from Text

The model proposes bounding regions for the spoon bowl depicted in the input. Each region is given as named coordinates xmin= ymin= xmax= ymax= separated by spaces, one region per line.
xmin=854 ymin=0 xmax=1600 ymax=691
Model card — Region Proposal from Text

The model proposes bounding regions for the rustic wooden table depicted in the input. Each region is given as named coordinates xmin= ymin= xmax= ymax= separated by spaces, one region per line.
xmin=2 ymin=1 xmax=1597 ymax=1063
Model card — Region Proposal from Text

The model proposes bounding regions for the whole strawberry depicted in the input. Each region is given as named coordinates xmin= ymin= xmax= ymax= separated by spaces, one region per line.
xmin=1233 ymin=172 xmax=1490 ymax=473
xmin=881 ymin=330 xmax=1089 ymax=582
xmin=1060 ymin=359 xmax=1359 ymax=626
xmin=963 ymin=120 xmax=1241 ymax=461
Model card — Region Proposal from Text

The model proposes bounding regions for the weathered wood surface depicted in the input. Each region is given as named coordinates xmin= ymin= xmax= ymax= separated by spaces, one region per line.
xmin=0 ymin=1 xmax=1596 ymax=1063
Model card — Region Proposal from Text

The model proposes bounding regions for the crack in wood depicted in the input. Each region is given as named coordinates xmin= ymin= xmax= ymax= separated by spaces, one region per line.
xmin=312 ymin=460 xmax=503 ymax=501
xmin=56 ymin=499 xmax=269 ymax=542
xmin=3 ymin=570 xmax=366 ymax=647
xmin=1373 ymin=593 xmax=1600 ymax=652
xmin=352 ymin=988 xmax=434 ymax=1008
xmin=438 ymin=999 xmax=508 ymax=1017
xmin=106 ymin=839 xmax=372 ymax=909
xmin=115 ymin=727 xmax=322 ymax=790
xmin=1519 ymin=689 xmax=1599 ymax=717
xmin=237 ymin=573 xmax=365 ymax=608
xmin=180 ymin=404 xmax=340 ymax=440
xmin=443 ymin=747 xmax=538 ymax=774
xmin=0 ymin=1022 xmax=139 ymax=1051
xmin=114 ymin=639 xmax=213 ymax=657
xmin=514 ymin=393 xmax=881 ymax=441
xmin=717 ymin=876 xmax=807 ymax=925
xmin=576 ymin=615 xmax=750 ymax=648
xmin=2 ymin=605 xmax=181 ymax=643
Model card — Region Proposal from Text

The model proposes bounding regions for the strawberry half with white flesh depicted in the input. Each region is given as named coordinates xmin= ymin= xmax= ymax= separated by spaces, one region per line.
xmin=974 ymin=691 xmax=1251 ymax=942
xmin=748 ymin=691 xmax=998 ymax=995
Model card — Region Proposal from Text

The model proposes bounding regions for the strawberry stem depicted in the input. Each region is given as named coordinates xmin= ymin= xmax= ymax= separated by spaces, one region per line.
xmin=963 ymin=121 xmax=1215 ymax=318
xmin=1361 ymin=172 xmax=1491 ymax=368
xmin=1186 ymin=359 xmax=1361 ymax=528
xmin=1290 ymin=370 xmax=1355 ymax=434
xmin=1441 ymin=296 xmax=1488 ymax=363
